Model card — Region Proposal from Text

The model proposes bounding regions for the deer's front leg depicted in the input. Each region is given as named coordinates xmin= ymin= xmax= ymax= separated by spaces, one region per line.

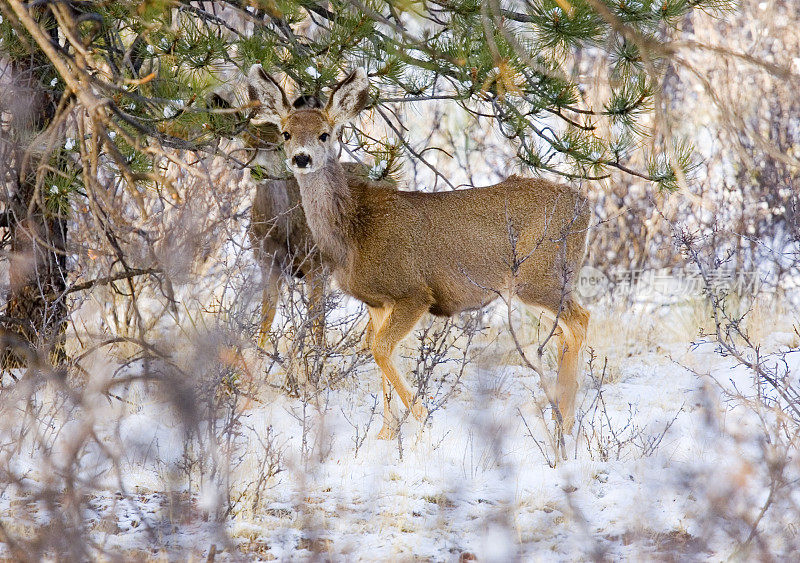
xmin=369 ymin=301 xmax=428 ymax=439
xmin=376 ymin=372 xmax=399 ymax=440
xmin=369 ymin=306 xmax=397 ymax=439
xmin=307 ymin=272 xmax=326 ymax=349
xmin=362 ymin=317 xmax=375 ymax=353
xmin=258 ymin=263 xmax=282 ymax=348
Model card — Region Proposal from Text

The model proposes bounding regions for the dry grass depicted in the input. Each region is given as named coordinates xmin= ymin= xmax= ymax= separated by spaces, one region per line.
xmin=583 ymin=289 xmax=799 ymax=383
xmin=746 ymin=294 xmax=800 ymax=347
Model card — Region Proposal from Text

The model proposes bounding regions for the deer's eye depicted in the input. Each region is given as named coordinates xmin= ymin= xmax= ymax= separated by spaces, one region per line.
xmin=282 ymin=132 xmax=291 ymax=141
xmin=319 ymin=133 xmax=329 ymax=142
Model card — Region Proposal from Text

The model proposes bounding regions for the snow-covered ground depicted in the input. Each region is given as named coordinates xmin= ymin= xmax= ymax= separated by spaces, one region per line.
xmin=1 ymin=294 xmax=798 ymax=560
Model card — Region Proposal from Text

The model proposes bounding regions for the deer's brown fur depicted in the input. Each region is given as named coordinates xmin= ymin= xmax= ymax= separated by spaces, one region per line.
xmin=248 ymin=65 xmax=591 ymax=438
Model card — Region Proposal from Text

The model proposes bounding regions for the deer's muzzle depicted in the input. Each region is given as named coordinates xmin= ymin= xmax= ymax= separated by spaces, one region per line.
xmin=292 ymin=153 xmax=311 ymax=169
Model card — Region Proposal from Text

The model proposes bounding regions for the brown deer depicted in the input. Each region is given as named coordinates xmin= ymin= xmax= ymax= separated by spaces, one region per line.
xmin=211 ymin=91 xmax=393 ymax=349
xmin=248 ymin=64 xmax=591 ymax=439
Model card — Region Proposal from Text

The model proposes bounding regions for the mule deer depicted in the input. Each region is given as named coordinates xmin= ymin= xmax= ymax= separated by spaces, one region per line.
xmin=248 ymin=65 xmax=591 ymax=439
xmin=211 ymin=91 xmax=394 ymax=348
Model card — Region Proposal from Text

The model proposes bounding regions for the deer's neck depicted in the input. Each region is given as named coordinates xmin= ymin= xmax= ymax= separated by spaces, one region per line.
xmin=294 ymin=157 xmax=355 ymax=267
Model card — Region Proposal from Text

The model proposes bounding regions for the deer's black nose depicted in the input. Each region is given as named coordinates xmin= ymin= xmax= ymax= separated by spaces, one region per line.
xmin=293 ymin=153 xmax=311 ymax=168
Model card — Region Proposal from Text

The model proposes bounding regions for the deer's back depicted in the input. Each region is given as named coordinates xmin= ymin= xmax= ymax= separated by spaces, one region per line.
xmin=344 ymin=176 xmax=590 ymax=314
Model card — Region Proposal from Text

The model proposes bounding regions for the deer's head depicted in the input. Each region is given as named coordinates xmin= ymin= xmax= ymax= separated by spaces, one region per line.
xmin=247 ymin=65 xmax=370 ymax=175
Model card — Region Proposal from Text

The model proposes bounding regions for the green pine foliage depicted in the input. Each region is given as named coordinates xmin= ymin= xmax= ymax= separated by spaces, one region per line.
xmin=0 ymin=0 xmax=732 ymax=198
xmin=42 ymin=149 xmax=83 ymax=215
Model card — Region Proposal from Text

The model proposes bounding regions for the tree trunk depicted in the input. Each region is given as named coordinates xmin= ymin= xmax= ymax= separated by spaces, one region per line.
xmin=0 ymin=55 xmax=67 ymax=369
xmin=1 ymin=205 xmax=68 ymax=368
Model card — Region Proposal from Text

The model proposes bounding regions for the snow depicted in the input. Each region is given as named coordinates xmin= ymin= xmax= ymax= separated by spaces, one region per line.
xmin=2 ymin=301 xmax=796 ymax=559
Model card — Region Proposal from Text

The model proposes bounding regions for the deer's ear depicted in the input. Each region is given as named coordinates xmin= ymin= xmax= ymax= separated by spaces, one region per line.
xmin=325 ymin=68 xmax=370 ymax=126
xmin=247 ymin=64 xmax=291 ymax=126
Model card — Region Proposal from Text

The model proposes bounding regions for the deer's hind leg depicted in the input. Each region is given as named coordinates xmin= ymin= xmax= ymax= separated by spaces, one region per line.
xmin=369 ymin=300 xmax=429 ymax=440
xmin=519 ymin=296 xmax=589 ymax=434
xmin=552 ymin=300 xmax=590 ymax=434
